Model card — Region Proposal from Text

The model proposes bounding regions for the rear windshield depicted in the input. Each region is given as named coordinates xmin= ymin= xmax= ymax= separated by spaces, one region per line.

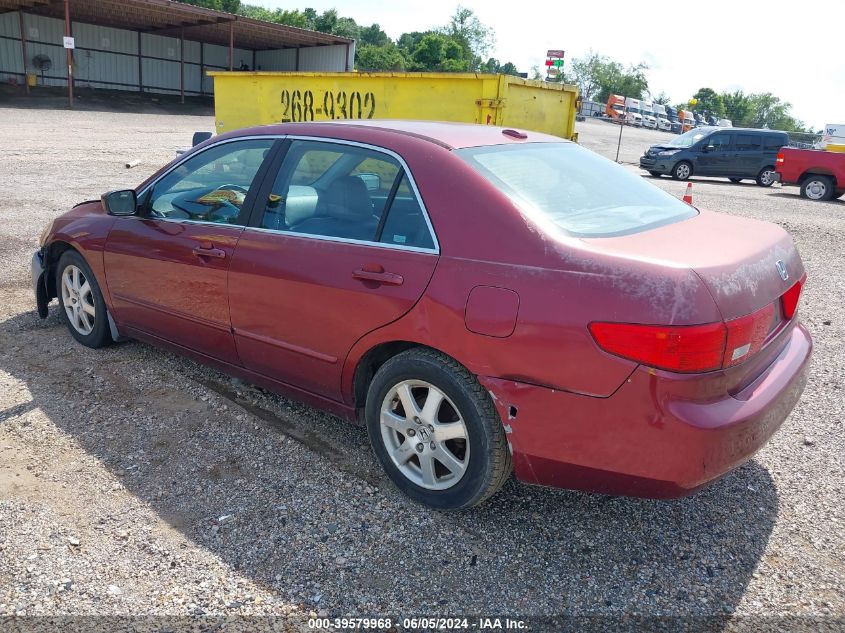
xmin=455 ymin=142 xmax=697 ymax=238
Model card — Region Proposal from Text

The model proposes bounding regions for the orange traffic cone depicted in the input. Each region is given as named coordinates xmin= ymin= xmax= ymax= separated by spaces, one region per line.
xmin=682 ymin=182 xmax=693 ymax=204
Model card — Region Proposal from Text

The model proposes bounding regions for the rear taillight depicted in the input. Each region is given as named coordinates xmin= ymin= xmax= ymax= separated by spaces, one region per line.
xmin=781 ymin=277 xmax=804 ymax=319
xmin=723 ymin=303 xmax=775 ymax=367
xmin=588 ymin=322 xmax=726 ymax=373
xmin=590 ymin=277 xmax=806 ymax=373
xmin=776 ymin=152 xmax=785 ymax=165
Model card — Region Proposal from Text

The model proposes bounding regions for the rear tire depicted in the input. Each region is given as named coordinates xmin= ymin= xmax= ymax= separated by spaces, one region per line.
xmin=800 ymin=175 xmax=835 ymax=201
xmin=56 ymin=250 xmax=112 ymax=348
xmin=365 ymin=348 xmax=511 ymax=510
xmin=756 ymin=167 xmax=776 ymax=187
xmin=648 ymin=171 xmax=661 ymax=178
xmin=671 ymin=161 xmax=692 ymax=181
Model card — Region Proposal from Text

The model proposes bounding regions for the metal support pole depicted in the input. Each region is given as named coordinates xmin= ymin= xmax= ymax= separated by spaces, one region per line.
xmin=64 ymin=0 xmax=73 ymax=107
xmin=180 ymin=28 xmax=185 ymax=104
xmin=199 ymin=43 xmax=204 ymax=95
xmin=615 ymin=108 xmax=625 ymax=163
xmin=137 ymin=31 xmax=143 ymax=93
xmin=295 ymin=46 xmax=300 ymax=71
xmin=19 ymin=11 xmax=29 ymax=94
xmin=228 ymin=21 xmax=233 ymax=71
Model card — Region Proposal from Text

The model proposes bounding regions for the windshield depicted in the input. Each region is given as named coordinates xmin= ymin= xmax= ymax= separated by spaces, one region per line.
xmin=455 ymin=142 xmax=697 ymax=238
xmin=667 ymin=127 xmax=716 ymax=148
xmin=612 ymin=104 xmax=624 ymax=111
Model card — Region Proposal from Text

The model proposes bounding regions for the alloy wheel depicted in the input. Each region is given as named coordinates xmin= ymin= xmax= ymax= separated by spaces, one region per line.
xmin=380 ymin=380 xmax=470 ymax=490
xmin=61 ymin=264 xmax=95 ymax=335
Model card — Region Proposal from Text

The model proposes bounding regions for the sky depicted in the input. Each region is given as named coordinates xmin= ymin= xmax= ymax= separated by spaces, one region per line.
xmin=257 ymin=0 xmax=844 ymax=130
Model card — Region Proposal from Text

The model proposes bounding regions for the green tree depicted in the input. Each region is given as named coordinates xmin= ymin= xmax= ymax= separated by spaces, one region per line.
xmin=238 ymin=6 xmax=307 ymax=27
xmin=356 ymin=44 xmax=406 ymax=71
xmin=653 ymin=91 xmax=671 ymax=105
xmin=409 ymin=33 xmax=468 ymax=72
xmin=439 ymin=6 xmax=494 ymax=71
xmin=691 ymin=87 xmax=726 ymax=118
xmin=570 ymin=51 xmax=648 ymax=102
xmin=721 ymin=90 xmax=753 ymax=124
xmin=359 ymin=23 xmax=389 ymax=48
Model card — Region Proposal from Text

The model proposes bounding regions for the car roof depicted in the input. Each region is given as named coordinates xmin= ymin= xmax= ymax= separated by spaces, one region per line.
xmin=698 ymin=126 xmax=788 ymax=135
xmin=240 ymin=120 xmax=568 ymax=150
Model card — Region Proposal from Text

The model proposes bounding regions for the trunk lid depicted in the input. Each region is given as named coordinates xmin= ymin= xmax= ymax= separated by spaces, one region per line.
xmin=582 ymin=209 xmax=803 ymax=322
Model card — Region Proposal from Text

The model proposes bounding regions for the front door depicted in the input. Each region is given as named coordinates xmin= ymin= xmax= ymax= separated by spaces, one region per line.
xmin=104 ymin=138 xmax=278 ymax=364
xmin=228 ymin=139 xmax=439 ymax=400
xmin=694 ymin=132 xmax=734 ymax=176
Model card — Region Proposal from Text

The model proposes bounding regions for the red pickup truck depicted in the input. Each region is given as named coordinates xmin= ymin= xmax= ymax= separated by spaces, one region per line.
xmin=775 ymin=147 xmax=845 ymax=201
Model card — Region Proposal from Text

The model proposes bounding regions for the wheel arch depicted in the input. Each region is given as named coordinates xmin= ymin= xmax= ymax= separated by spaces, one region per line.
xmin=799 ymin=169 xmax=836 ymax=186
xmin=44 ymin=240 xmax=79 ymax=300
xmin=350 ymin=340 xmax=463 ymax=412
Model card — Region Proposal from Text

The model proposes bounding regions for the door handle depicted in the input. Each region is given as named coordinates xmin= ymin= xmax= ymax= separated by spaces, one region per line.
xmin=353 ymin=267 xmax=404 ymax=286
xmin=192 ymin=246 xmax=226 ymax=259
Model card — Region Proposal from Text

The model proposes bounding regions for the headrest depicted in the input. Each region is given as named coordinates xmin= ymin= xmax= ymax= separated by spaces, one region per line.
xmin=323 ymin=176 xmax=372 ymax=221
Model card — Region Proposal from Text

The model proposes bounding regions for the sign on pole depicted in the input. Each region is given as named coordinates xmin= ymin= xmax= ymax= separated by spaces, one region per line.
xmin=546 ymin=49 xmax=565 ymax=58
xmin=63 ymin=36 xmax=75 ymax=49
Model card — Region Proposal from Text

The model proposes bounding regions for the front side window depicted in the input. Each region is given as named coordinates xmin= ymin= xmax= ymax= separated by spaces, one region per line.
xmin=456 ymin=142 xmax=697 ymax=238
xmin=146 ymin=139 xmax=275 ymax=224
xmin=705 ymin=133 xmax=732 ymax=150
xmin=258 ymin=140 xmax=434 ymax=249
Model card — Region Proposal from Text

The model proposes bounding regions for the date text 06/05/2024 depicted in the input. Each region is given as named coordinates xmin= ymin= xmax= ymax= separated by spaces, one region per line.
xmin=307 ymin=617 xmax=528 ymax=630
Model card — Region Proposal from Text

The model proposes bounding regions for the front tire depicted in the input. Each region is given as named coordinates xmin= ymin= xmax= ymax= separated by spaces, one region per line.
xmin=671 ymin=161 xmax=692 ymax=180
xmin=800 ymin=175 xmax=834 ymax=201
xmin=56 ymin=250 xmax=112 ymax=348
xmin=365 ymin=348 xmax=511 ymax=510
xmin=756 ymin=167 xmax=776 ymax=187
xmin=729 ymin=178 xmax=743 ymax=183
xmin=648 ymin=170 xmax=662 ymax=178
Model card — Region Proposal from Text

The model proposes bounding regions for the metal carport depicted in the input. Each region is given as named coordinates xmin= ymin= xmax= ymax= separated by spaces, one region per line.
xmin=0 ymin=0 xmax=354 ymax=106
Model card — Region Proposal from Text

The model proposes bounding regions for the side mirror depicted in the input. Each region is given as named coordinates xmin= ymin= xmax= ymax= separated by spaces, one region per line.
xmin=101 ymin=189 xmax=138 ymax=216
xmin=702 ymin=144 xmax=715 ymax=153
xmin=356 ymin=173 xmax=381 ymax=192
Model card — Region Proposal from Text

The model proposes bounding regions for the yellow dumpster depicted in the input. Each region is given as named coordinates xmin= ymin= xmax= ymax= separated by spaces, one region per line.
xmin=209 ymin=71 xmax=579 ymax=141
xmin=26 ymin=73 xmax=37 ymax=88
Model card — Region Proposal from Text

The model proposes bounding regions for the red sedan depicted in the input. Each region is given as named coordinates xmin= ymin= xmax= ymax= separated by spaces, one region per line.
xmin=32 ymin=121 xmax=812 ymax=510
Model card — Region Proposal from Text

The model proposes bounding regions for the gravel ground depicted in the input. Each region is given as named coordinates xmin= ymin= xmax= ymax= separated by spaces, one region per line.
xmin=0 ymin=103 xmax=843 ymax=628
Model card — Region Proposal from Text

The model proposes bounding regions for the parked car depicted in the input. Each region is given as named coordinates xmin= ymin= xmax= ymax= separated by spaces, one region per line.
xmin=33 ymin=121 xmax=811 ymax=510
xmin=774 ymin=146 xmax=845 ymax=200
xmin=640 ymin=126 xmax=788 ymax=186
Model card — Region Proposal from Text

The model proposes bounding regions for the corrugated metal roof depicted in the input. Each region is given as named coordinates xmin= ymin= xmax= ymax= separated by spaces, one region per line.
xmin=0 ymin=0 xmax=352 ymax=50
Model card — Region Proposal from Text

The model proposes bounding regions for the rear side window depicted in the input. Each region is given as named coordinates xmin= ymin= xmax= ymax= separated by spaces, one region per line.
xmin=764 ymin=135 xmax=786 ymax=151
xmin=736 ymin=134 xmax=762 ymax=150
xmin=455 ymin=143 xmax=697 ymax=238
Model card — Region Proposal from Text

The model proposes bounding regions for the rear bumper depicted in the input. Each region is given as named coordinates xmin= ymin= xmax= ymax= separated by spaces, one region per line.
xmin=480 ymin=323 xmax=812 ymax=498
xmin=32 ymin=249 xmax=49 ymax=318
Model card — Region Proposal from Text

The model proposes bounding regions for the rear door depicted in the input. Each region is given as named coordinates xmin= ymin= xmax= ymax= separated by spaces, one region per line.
xmin=227 ymin=138 xmax=439 ymax=400
xmin=104 ymin=137 xmax=278 ymax=364
xmin=735 ymin=133 xmax=764 ymax=176
xmin=763 ymin=134 xmax=787 ymax=167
